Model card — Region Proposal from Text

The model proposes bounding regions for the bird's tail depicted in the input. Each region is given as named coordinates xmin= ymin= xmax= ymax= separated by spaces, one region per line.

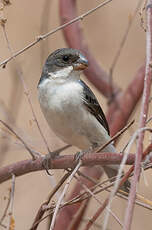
xmin=102 ymin=144 xmax=130 ymax=193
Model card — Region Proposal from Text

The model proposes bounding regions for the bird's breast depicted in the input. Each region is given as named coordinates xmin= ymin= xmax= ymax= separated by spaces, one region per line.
xmin=38 ymin=79 xmax=84 ymax=136
xmin=38 ymin=80 xmax=83 ymax=111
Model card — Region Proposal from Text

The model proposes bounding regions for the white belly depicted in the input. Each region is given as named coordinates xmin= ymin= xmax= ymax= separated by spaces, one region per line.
xmin=38 ymin=79 xmax=110 ymax=150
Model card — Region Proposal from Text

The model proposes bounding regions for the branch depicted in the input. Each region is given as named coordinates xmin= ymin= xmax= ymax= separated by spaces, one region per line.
xmin=82 ymin=142 xmax=152 ymax=230
xmin=0 ymin=0 xmax=112 ymax=68
xmin=50 ymin=161 xmax=81 ymax=230
xmin=31 ymin=172 xmax=71 ymax=230
xmin=59 ymin=0 xmax=118 ymax=98
xmin=107 ymin=65 xmax=145 ymax=135
xmin=1 ymin=151 xmax=152 ymax=184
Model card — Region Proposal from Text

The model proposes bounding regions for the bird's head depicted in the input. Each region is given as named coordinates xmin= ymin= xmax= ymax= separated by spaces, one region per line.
xmin=40 ymin=48 xmax=88 ymax=84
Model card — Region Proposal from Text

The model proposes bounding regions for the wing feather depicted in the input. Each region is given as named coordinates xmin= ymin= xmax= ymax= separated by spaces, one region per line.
xmin=79 ymin=80 xmax=110 ymax=135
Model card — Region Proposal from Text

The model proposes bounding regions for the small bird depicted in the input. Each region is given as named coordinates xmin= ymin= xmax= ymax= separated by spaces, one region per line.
xmin=38 ymin=48 xmax=130 ymax=192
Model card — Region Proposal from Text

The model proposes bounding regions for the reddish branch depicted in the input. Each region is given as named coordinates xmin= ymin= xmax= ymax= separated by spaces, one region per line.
xmin=59 ymin=0 xmax=119 ymax=98
xmin=107 ymin=65 xmax=145 ymax=136
xmin=0 ymin=152 xmax=138 ymax=184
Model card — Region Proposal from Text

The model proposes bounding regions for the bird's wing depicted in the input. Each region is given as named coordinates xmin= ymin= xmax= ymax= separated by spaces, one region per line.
xmin=79 ymin=80 xmax=110 ymax=135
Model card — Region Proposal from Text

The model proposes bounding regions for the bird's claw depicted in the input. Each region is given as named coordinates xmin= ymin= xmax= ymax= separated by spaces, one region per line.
xmin=74 ymin=150 xmax=85 ymax=162
xmin=42 ymin=151 xmax=60 ymax=175
xmin=74 ymin=147 xmax=93 ymax=162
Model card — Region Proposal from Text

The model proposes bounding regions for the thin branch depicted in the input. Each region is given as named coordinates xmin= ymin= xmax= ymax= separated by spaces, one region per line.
xmin=1 ymin=25 xmax=51 ymax=154
xmin=81 ymin=182 xmax=123 ymax=228
xmin=110 ymin=0 xmax=143 ymax=76
xmin=49 ymin=161 xmax=81 ymax=230
xmin=123 ymin=2 xmax=152 ymax=229
xmin=31 ymin=172 xmax=152 ymax=229
xmin=96 ymin=120 xmax=134 ymax=153
xmin=82 ymin=142 xmax=152 ymax=230
xmin=67 ymin=200 xmax=89 ymax=230
xmin=83 ymin=197 xmax=109 ymax=230
xmin=0 ymin=120 xmax=36 ymax=160
xmin=0 ymin=0 xmax=113 ymax=68
xmin=7 ymin=174 xmax=15 ymax=230
xmin=68 ymin=170 xmax=123 ymax=228
xmin=31 ymin=171 xmax=71 ymax=230
xmin=0 ymin=189 xmax=11 ymax=225
xmin=102 ymin=127 xmax=152 ymax=230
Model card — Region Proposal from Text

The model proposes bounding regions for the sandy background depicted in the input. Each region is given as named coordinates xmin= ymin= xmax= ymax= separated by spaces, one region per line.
xmin=0 ymin=0 xmax=151 ymax=229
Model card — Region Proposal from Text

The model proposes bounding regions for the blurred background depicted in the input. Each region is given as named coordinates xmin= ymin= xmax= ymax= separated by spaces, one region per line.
xmin=0 ymin=0 xmax=151 ymax=229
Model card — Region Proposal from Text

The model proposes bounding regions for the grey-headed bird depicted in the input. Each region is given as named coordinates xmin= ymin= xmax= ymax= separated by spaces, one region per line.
xmin=38 ymin=48 xmax=130 ymax=192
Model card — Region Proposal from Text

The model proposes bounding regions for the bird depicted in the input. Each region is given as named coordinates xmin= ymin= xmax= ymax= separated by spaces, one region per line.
xmin=37 ymin=48 xmax=130 ymax=192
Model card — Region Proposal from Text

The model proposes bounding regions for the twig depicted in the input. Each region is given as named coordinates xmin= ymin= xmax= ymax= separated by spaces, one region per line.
xmin=102 ymin=126 xmax=152 ymax=230
xmin=110 ymin=0 xmax=143 ymax=76
xmin=2 ymin=24 xmax=51 ymax=154
xmin=67 ymin=200 xmax=88 ymax=230
xmin=31 ymin=171 xmax=71 ymax=230
xmin=49 ymin=161 xmax=81 ymax=230
xmin=83 ymin=197 xmax=109 ymax=230
xmin=0 ymin=189 xmax=11 ymax=225
xmin=0 ymin=0 xmax=22 ymax=166
xmin=96 ymin=120 xmax=134 ymax=153
xmin=0 ymin=0 xmax=113 ymax=68
xmin=82 ymin=182 xmax=123 ymax=228
xmin=0 ymin=119 xmax=36 ymax=160
xmin=83 ymin=142 xmax=152 ymax=230
xmin=123 ymin=2 xmax=152 ymax=229
xmin=103 ymin=151 xmax=130 ymax=229
xmin=146 ymin=115 xmax=152 ymax=123
xmin=59 ymin=0 xmax=117 ymax=98
xmin=7 ymin=174 xmax=15 ymax=230
xmin=139 ymin=0 xmax=147 ymax=32
xmin=31 ymin=172 xmax=152 ymax=228
xmin=68 ymin=170 xmax=123 ymax=228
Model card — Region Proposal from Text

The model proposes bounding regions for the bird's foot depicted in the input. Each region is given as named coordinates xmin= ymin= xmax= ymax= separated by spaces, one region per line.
xmin=74 ymin=150 xmax=85 ymax=162
xmin=42 ymin=151 xmax=59 ymax=175
xmin=74 ymin=147 xmax=93 ymax=162
xmin=42 ymin=144 xmax=71 ymax=175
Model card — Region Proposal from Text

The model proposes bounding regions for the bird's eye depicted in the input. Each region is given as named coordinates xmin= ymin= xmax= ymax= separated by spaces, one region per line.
xmin=62 ymin=55 xmax=69 ymax=62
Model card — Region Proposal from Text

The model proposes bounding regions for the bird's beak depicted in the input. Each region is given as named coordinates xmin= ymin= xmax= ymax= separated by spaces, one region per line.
xmin=73 ymin=54 xmax=88 ymax=71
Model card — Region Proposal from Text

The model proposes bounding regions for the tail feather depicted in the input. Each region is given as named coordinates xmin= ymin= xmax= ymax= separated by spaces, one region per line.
xmin=102 ymin=144 xmax=130 ymax=193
